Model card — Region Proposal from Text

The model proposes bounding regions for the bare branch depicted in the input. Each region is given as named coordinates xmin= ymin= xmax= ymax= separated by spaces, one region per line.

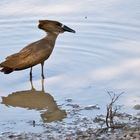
xmin=105 ymin=91 xmax=124 ymax=129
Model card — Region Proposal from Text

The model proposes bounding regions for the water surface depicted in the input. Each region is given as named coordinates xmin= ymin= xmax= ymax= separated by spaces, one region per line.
xmin=0 ymin=0 xmax=140 ymax=133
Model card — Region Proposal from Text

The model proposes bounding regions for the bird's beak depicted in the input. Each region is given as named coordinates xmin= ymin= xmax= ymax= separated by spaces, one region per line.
xmin=62 ymin=25 xmax=76 ymax=33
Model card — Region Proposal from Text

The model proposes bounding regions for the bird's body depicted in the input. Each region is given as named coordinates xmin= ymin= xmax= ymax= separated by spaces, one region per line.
xmin=1 ymin=33 xmax=57 ymax=72
xmin=0 ymin=20 xmax=75 ymax=78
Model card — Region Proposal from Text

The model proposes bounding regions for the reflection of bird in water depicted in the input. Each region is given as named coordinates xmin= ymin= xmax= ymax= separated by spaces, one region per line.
xmin=1 ymin=79 xmax=66 ymax=122
xmin=0 ymin=20 xmax=75 ymax=79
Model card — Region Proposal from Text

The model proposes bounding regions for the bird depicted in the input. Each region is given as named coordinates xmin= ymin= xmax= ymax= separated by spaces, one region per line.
xmin=0 ymin=20 xmax=75 ymax=80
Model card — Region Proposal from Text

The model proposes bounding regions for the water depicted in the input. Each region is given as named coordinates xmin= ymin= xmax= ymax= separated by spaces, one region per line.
xmin=0 ymin=0 xmax=140 ymax=133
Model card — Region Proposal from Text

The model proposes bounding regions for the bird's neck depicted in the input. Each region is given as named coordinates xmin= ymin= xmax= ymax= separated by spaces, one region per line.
xmin=44 ymin=32 xmax=59 ymax=46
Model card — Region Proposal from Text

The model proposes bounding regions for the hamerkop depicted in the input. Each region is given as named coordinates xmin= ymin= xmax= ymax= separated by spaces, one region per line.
xmin=0 ymin=20 xmax=75 ymax=79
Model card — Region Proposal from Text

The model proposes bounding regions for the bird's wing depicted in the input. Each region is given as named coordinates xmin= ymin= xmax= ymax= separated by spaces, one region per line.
xmin=0 ymin=46 xmax=33 ymax=69
xmin=6 ymin=49 xmax=31 ymax=60
xmin=0 ymin=39 xmax=51 ymax=70
xmin=1 ymin=50 xmax=31 ymax=68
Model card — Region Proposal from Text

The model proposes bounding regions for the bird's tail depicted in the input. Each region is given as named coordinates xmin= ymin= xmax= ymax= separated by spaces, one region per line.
xmin=0 ymin=65 xmax=13 ymax=74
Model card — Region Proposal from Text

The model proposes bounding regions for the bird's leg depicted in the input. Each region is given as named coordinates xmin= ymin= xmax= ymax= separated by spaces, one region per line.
xmin=30 ymin=67 xmax=32 ymax=81
xmin=30 ymin=79 xmax=35 ymax=90
xmin=30 ymin=67 xmax=34 ymax=90
xmin=41 ymin=78 xmax=45 ymax=92
xmin=41 ymin=62 xmax=45 ymax=79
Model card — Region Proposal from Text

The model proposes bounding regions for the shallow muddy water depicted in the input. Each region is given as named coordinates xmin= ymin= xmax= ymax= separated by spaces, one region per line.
xmin=0 ymin=0 xmax=140 ymax=134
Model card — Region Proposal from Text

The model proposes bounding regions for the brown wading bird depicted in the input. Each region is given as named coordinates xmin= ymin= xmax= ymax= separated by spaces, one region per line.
xmin=0 ymin=20 xmax=75 ymax=79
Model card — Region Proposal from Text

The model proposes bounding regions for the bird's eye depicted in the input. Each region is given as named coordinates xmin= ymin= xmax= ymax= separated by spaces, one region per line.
xmin=56 ymin=22 xmax=62 ymax=26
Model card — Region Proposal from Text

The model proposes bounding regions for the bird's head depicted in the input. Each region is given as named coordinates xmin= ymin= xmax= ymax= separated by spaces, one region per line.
xmin=38 ymin=20 xmax=76 ymax=34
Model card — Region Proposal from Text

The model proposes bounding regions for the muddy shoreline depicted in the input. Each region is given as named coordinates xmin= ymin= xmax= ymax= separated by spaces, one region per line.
xmin=0 ymin=99 xmax=140 ymax=140
xmin=0 ymin=118 xmax=139 ymax=140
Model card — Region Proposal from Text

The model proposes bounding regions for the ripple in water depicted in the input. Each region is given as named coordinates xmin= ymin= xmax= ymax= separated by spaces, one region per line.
xmin=0 ymin=0 xmax=140 ymax=133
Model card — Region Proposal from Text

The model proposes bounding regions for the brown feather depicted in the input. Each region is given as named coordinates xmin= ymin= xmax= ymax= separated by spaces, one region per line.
xmin=0 ymin=66 xmax=13 ymax=74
